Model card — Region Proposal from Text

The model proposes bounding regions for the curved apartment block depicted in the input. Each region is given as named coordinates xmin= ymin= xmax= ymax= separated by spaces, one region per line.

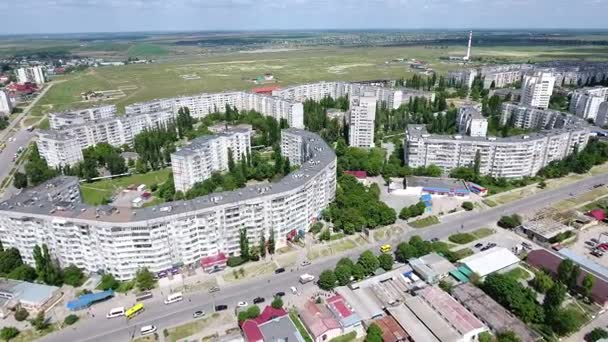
xmin=0 ymin=129 xmax=336 ymax=280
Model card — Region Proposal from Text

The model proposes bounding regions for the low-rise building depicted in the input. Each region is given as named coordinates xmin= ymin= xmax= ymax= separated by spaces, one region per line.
xmin=457 ymin=247 xmax=520 ymax=279
xmin=327 ymin=294 xmax=364 ymax=336
xmin=0 ymin=278 xmax=61 ymax=318
xmin=409 ymin=252 xmax=456 ymax=283
xmin=451 ymin=283 xmax=542 ymax=342
xmin=241 ymin=306 xmax=305 ymax=342
xmin=299 ymin=300 xmax=342 ymax=342
xmin=398 ymin=176 xmax=469 ymax=198
xmin=517 ymin=219 xmax=574 ymax=244
xmin=372 ymin=316 xmax=409 ymax=342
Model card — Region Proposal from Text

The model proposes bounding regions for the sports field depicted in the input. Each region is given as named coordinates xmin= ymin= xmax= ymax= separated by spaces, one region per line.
xmin=27 ymin=44 xmax=608 ymax=119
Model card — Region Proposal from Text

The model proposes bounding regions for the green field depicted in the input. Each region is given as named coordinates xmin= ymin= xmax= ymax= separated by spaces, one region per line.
xmin=127 ymin=43 xmax=169 ymax=57
xmin=80 ymin=169 xmax=171 ymax=205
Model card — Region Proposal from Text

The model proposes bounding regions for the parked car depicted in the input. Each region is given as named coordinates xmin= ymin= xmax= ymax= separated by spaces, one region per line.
xmin=521 ymin=242 xmax=532 ymax=249
xmin=215 ymin=305 xmax=228 ymax=311
xmin=290 ymin=286 xmax=298 ymax=295
xmin=275 ymin=267 xmax=286 ymax=274
xmin=237 ymin=301 xmax=248 ymax=307
xmin=430 ymin=238 xmax=439 ymax=242
xmin=592 ymin=238 xmax=600 ymax=244
xmin=474 ymin=243 xmax=483 ymax=248
xmin=300 ymin=260 xmax=311 ymax=267
xmin=275 ymin=291 xmax=285 ymax=298
xmin=253 ymin=297 xmax=265 ymax=304
xmin=193 ymin=310 xmax=205 ymax=318
xmin=586 ymin=241 xmax=597 ymax=247
xmin=209 ymin=286 xmax=220 ymax=293
xmin=592 ymin=249 xmax=604 ymax=258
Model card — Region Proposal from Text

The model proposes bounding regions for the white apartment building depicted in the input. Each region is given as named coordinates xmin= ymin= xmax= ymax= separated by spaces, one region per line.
xmin=500 ymin=103 xmax=567 ymax=130
xmin=172 ymin=127 xmax=252 ymax=193
xmin=37 ymin=110 xmax=176 ymax=167
xmin=49 ymin=105 xmax=117 ymax=129
xmin=348 ymin=95 xmax=376 ymax=148
xmin=448 ymin=69 xmax=477 ymax=89
xmin=457 ymin=105 xmax=487 ymax=137
xmin=126 ymin=91 xmax=304 ymax=129
xmin=36 ymin=132 xmax=84 ymax=168
xmin=596 ymin=102 xmax=608 ymax=127
xmin=0 ymin=89 xmax=12 ymax=114
xmin=519 ymin=72 xmax=556 ymax=109
xmin=16 ymin=66 xmax=45 ymax=85
xmin=0 ymin=130 xmax=336 ymax=281
xmin=569 ymin=87 xmax=608 ymax=122
xmin=405 ymin=124 xmax=590 ymax=179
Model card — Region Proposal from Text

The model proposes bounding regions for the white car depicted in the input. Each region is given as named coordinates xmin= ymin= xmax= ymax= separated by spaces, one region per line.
xmin=290 ymin=286 xmax=298 ymax=295
xmin=140 ymin=325 xmax=157 ymax=335
xmin=193 ymin=310 xmax=205 ymax=318
xmin=237 ymin=301 xmax=248 ymax=307
xmin=300 ymin=260 xmax=311 ymax=267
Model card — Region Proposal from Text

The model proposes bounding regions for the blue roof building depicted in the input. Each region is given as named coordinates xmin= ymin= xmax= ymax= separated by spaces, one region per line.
xmin=66 ymin=290 xmax=114 ymax=311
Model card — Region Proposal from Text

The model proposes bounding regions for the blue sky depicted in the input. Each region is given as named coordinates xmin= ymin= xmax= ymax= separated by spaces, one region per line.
xmin=2 ymin=0 xmax=608 ymax=34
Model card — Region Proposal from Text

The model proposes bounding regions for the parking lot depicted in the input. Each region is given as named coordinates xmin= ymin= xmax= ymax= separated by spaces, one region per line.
xmin=568 ymin=223 xmax=608 ymax=267
xmin=448 ymin=228 xmax=542 ymax=256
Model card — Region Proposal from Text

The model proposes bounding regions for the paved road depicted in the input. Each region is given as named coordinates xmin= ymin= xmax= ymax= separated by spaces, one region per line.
xmin=41 ymin=172 xmax=608 ymax=342
xmin=0 ymin=130 xmax=35 ymax=184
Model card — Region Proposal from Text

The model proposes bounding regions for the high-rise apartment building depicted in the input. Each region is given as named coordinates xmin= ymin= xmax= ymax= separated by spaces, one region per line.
xmin=16 ymin=66 xmax=45 ymax=85
xmin=0 ymin=89 xmax=12 ymax=114
xmin=348 ymin=95 xmax=376 ymax=147
xmin=171 ymin=126 xmax=252 ymax=193
xmin=569 ymin=87 xmax=608 ymax=121
xmin=519 ymin=72 xmax=555 ymax=109
xmin=36 ymin=132 xmax=85 ymax=168
xmin=457 ymin=104 xmax=487 ymax=137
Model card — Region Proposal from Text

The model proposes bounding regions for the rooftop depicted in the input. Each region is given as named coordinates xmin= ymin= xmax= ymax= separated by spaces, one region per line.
xmin=459 ymin=247 xmax=520 ymax=278
xmin=419 ymin=252 xmax=457 ymax=275
xmin=299 ymin=300 xmax=340 ymax=338
xmin=1 ymin=130 xmax=335 ymax=224
xmin=521 ymin=219 xmax=574 ymax=240
xmin=451 ymin=283 xmax=542 ymax=342
xmin=406 ymin=176 xmax=468 ymax=192
xmin=373 ymin=316 xmax=409 ymax=342
xmin=172 ymin=126 xmax=252 ymax=157
xmin=386 ymin=304 xmax=439 ymax=342
xmin=326 ymin=294 xmax=361 ymax=328
xmin=0 ymin=278 xmax=60 ymax=306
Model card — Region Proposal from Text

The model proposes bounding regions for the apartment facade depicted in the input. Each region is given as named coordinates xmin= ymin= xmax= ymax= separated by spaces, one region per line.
xmin=37 ymin=110 xmax=176 ymax=167
xmin=0 ymin=89 xmax=12 ymax=114
xmin=0 ymin=130 xmax=336 ymax=281
xmin=49 ymin=105 xmax=117 ymax=129
xmin=37 ymin=132 xmax=84 ymax=167
xmin=520 ymin=72 xmax=556 ymax=109
xmin=125 ymin=91 xmax=304 ymax=129
xmin=500 ymin=103 xmax=568 ymax=130
xmin=172 ymin=127 xmax=252 ymax=193
xmin=457 ymin=105 xmax=487 ymax=137
xmin=16 ymin=66 xmax=45 ymax=85
xmin=348 ymin=95 xmax=376 ymax=148
xmin=404 ymin=124 xmax=590 ymax=179
xmin=569 ymin=87 xmax=608 ymax=121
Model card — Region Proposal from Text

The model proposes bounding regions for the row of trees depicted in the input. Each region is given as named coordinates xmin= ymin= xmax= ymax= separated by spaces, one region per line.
xmin=318 ymin=250 xmax=394 ymax=290
xmin=539 ymin=139 xmax=608 ymax=178
xmin=374 ymin=94 xmax=450 ymax=136
xmin=321 ymin=174 xmax=396 ymax=235
xmin=232 ymin=228 xmax=276 ymax=266
xmin=0 ymin=241 xmax=85 ymax=287
xmin=303 ymin=97 xmax=348 ymax=144
xmin=14 ymin=145 xmax=58 ymax=189
xmin=399 ymin=201 xmax=427 ymax=220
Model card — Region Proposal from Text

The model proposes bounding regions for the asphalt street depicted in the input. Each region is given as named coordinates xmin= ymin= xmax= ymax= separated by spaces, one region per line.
xmin=0 ymin=130 xmax=35 ymax=184
xmin=40 ymin=172 xmax=608 ymax=342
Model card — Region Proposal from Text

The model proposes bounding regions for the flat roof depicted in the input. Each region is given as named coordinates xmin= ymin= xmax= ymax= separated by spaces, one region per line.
xmin=420 ymin=253 xmax=457 ymax=275
xmin=0 ymin=279 xmax=59 ymax=306
xmin=521 ymin=219 xmax=574 ymax=239
xmin=558 ymin=248 xmax=608 ymax=282
xmin=459 ymin=247 xmax=520 ymax=278
xmin=417 ymin=286 xmax=485 ymax=335
xmin=451 ymin=283 xmax=542 ymax=342
xmin=259 ymin=315 xmax=305 ymax=342
xmin=405 ymin=296 xmax=461 ymax=341
xmin=406 ymin=177 xmax=468 ymax=191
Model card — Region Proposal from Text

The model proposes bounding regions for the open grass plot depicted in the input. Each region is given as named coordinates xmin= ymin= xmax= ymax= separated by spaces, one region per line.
xmin=223 ymin=261 xmax=277 ymax=283
xmin=307 ymin=238 xmax=358 ymax=260
xmin=165 ymin=312 xmax=231 ymax=342
xmin=79 ymin=168 xmax=171 ymax=205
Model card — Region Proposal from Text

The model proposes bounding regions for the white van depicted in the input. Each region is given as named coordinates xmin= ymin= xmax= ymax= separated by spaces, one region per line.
xmin=106 ymin=307 xmax=125 ymax=319
xmin=140 ymin=325 xmax=157 ymax=335
xmin=164 ymin=292 xmax=183 ymax=305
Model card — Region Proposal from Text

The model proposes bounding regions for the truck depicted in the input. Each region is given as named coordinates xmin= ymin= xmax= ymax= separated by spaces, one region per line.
xmin=299 ymin=273 xmax=315 ymax=284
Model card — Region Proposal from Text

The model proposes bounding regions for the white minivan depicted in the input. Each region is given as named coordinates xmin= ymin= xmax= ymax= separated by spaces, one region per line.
xmin=164 ymin=292 xmax=183 ymax=305
xmin=140 ymin=325 xmax=157 ymax=335
xmin=106 ymin=307 xmax=125 ymax=319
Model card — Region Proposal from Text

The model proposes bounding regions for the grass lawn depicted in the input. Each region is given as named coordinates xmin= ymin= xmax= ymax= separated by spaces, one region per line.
xmin=307 ymin=239 xmax=358 ymax=260
xmin=127 ymin=44 xmax=169 ymax=58
xmin=452 ymin=248 xmax=474 ymax=260
xmin=503 ymin=266 xmax=531 ymax=281
xmin=553 ymin=187 xmax=608 ymax=212
xmin=165 ymin=312 xmax=224 ymax=342
xmin=223 ymin=261 xmax=276 ymax=282
xmin=79 ymin=168 xmax=171 ymax=205
xmin=409 ymin=216 xmax=440 ymax=228
xmin=131 ymin=335 xmax=157 ymax=342
xmin=328 ymin=332 xmax=357 ymax=342
xmin=471 ymin=228 xmax=495 ymax=239
xmin=289 ymin=310 xmax=313 ymax=342
xmin=12 ymin=325 xmax=58 ymax=342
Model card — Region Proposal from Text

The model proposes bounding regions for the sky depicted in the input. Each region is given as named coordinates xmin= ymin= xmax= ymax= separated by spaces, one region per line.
xmin=2 ymin=0 xmax=608 ymax=34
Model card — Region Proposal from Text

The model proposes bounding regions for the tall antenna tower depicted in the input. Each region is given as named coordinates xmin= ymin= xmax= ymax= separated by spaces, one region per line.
xmin=463 ymin=31 xmax=473 ymax=61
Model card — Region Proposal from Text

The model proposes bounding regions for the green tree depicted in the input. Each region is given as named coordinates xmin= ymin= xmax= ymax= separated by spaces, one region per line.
xmin=551 ymin=308 xmax=584 ymax=336
xmin=582 ymin=273 xmax=595 ymax=301
xmin=365 ymin=323 xmax=383 ymax=342
xmin=7 ymin=265 xmax=37 ymax=282
xmin=568 ymin=265 xmax=581 ymax=291
xmin=271 ymin=296 xmax=283 ymax=309
xmin=395 ymin=242 xmax=417 ymax=262
xmin=259 ymin=231 xmax=266 ymax=258
xmin=358 ymin=251 xmax=379 ymax=275
xmin=30 ymin=311 xmax=49 ymax=331
xmin=478 ymin=331 xmax=493 ymax=342
xmin=98 ymin=274 xmax=120 ymax=291
xmin=0 ymin=327 xmax=19 ymax=341
xmin=351 ymin=263 xmax=366 ymax=281
xmin=0 ymin=248 xmax=23 ymax=275
xmin=378 ymin=253 xmax=394 ymax=271
xmin=237 ymin=305 xmax=261 ymax=323
xmin=12 ymin=172 xmax=27 ymax=189
xmin=473 ymin=150 xmax=481 ymax=175
xmin=496 ymin=330 xmax=521 ymax=342
xmin=438 ymin=280 xmax=454 ymax=293
xmin=585 ymin=328 xmax=608 ymax=342
xmin=268 ymin=228 xmax=275 ymax=254
xmin=32 ymin=244 xmax=62 ymax=286
xmin=557 ymin=259 xmax=575 ymax=285
xmin=62 ymin=265 xmax=85 ymax=287
xmin=13 ymin=308 xmax=28 ymax=322
xmin=134 ymin=268 xmax=156 ymax=291
xmin=482 ymin=273 xmax=544 ymax=323
xmin=239 ymin=228 xmax=250 ymax=261
xmin=283 ymin=157 xmax=291 ymax=176
xmin=543 ymin=282 xmax=566 ymax=314
xmin=334 ymin=264 xmax=352 ymax=286
xmin=530 ymin=270 xmax=554 ymax=293
xmin=318 ymin=270 xmax=337 ymax=290
xmin=63 ymin=314 xmax=79 ymax=326
xmin=461 ymin=201 xmax=474 ymax=211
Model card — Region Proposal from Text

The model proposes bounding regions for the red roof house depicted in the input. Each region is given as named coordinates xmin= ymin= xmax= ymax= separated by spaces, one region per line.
xmin=373 ymin=316 xmax=409 ymax=342
xmin=527 ymin=249 xmax=608 ymax=306
xmin=299 ymin=300 xmax=342 ymax=342
xmin=241 ymin=306 xmax=294 ymax=342
xmin=588 ymin=209 xmax=606 ymax=221
xmin=252 ymin=85 xmax=281 ymax=95
xmin=200 ymin=252 xmax=228 ymax=273
xmin=343 ymin=171 xmax=367 ymax=179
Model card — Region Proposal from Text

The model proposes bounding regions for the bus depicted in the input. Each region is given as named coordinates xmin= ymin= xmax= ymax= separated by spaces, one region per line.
xmin=380 ymin=244 xmax=392 ymax=253
xmin=106 ymin=307 xmax=125 ymax=319
xmin=164 ymin=292 xmax=183 ymax=305
xmin=125 ymin=303 xmax=144 ymax=319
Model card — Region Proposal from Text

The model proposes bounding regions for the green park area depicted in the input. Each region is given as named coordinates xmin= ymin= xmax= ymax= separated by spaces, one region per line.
xmin=80 ymin=168 xmax=171 ymax=205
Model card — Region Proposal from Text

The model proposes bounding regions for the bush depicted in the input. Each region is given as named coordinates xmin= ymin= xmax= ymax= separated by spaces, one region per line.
xmin=227 ymin=256 xmax=246 ymax=267
xmin=448 ymin=233 xmax=475 ymax=244
xmin=64 ymin=314 xmax=79 ymax=326
xmin=497 ymin=214 xmax=521 ymax=229
xmin=585 ymin=327 xmax=608 ymax=342
xmin=0 ymin=327 xmax=19 ymax=341
xmin=97 ymin=274 xmax=120 ymax=291
xmin=271 ymin=297 xmax=284 ymax=309
xmin=14 ymin=308 xmax=28 ymax=322
xmin=318 ymin=270 xmax=337 ymax=290
xmin=461 ymin=201 xmax=474 ymax=211
xmin=238 ymin=306 xmax=261 ymax=322
xmin=62 ymin=265 xmax=86 ymax=287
